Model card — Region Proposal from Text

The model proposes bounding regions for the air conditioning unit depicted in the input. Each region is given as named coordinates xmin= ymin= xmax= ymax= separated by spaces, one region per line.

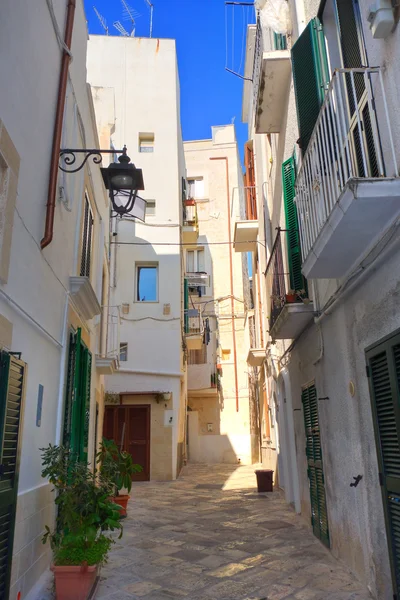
xmin=367 ymin=1 xmax=394 ymax=38
xmin=186 ymin=272 xmax=210 ymax=287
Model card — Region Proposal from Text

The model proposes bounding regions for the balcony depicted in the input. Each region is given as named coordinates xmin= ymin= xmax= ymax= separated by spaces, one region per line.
xmin=70 ymin=276 xmax=101 ymax=321
xmin=234 ymin=186 xmax=259 ymax=253
xmin=265 ymin=230 xmax=314 ymax=341
xmin=246 ymin=315 xmax=265 ymax=367
xmin=188 ymin=363 xmax=218 ymax=397
xmin=185 ymin=309 xmax=203 ymax=350
xmin=252 ymin=18 xmax=291 ymax=134
xmin=182 ymin=199 xmax=199 ymax=244
xmin=95 ymin=306 xmax=120 ymax=374
xmin=295 ymin=67 xmax=400 ymax=279
xmin=186 ymin=271 xmax=210 ymax=292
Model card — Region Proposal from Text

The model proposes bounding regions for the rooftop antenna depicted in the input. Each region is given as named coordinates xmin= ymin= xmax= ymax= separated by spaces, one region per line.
xmin=93 ymin=6 xmax=108 ymax=35
xmin=143 ymin=0 xmax=154 ymax=38
xmin=121 ymin=0 xmax=140 ymax=36
xmin=113 ymin=21 xmax=130 ymax=36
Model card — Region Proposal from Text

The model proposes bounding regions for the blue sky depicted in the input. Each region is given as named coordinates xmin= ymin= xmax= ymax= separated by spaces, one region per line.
xmin=83 ymin=0 xmax=255 ymax=165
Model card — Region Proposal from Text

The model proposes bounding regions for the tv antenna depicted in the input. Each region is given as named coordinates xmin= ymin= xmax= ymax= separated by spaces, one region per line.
xmin=121 ymin=0 xmax=140 ymax=36
xmin=93 ymin=6 xmax=108 ymax=35
xmin=113 ymin=20 xmax=130 ymax=36
xmin=143 ymin=0 xmax=154 ymax=38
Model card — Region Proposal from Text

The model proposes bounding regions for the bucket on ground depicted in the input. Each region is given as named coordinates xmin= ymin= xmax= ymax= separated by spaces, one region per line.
xmin=255 ymin=469 xmax=273 ymax=493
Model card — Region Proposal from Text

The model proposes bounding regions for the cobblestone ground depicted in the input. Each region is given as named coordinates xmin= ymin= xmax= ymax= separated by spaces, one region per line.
xmin=98 ymin=463 xmax=371 ymax=600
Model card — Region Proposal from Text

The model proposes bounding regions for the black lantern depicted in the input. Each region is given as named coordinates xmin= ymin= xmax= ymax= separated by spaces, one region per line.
xmin=101 ymin=147 xmax=145 ymax=218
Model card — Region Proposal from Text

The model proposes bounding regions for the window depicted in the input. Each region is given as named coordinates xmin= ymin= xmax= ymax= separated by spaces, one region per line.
xmin=119 ymin=343 xmax=128 ymax=362
xmin=186 ymin=248 xmax=206 ymax=295
xmin=187 ymin=178 xmax=204 ymax=199
xmin=136 ymin=264 xmax=158 ymax=302
xmin=186 ymin=248 xmax=205 ymax=273
xmin=273 ymin=32 xmax=287 ymax=50
xmin=139 ymin=133 xmax=154 ymax=153
xmin=188 ymin=344 xmax=207 ymax=365
xmin=222 ymin=349 xmax=231 ymax=361
xmin=80 ymin=193 xmax=94 ymax=278
xmin=145 ymin=200 xmax=156 ymax=217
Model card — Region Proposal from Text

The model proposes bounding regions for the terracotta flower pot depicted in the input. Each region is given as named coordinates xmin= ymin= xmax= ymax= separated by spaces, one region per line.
xmin=52 ymin=564 xmax=97 ymax=600
xmin=185 ymin=198 xmax=195 ymax=206
xmin=285 ymin=293 xmax=297 ymax=303
xmin=112 ymin=494 xmax=130 ymax=517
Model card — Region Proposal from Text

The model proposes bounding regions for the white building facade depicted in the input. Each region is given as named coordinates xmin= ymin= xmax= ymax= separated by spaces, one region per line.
xmin=184 ymin=125 xmax=259 ymax=466
xmin=87 ymin=35 xmax=187 ymax=481
xmin=239 ymin=0 xmax=400 ymax=597
xmin=0 ymin=0 xmax=112 ymax=597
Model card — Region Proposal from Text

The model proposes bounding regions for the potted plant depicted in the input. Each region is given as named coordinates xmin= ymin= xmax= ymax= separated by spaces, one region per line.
xmin=41 ymin=444 xmax=122 ymax=600
xmin=97 ymin=438 xmax=143 ymax=517
xmin=285 ymin=290 xmax=297 ymax=303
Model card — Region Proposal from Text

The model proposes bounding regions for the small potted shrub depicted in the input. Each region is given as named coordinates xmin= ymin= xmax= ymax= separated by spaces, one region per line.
xmin=41 ymin=445 xmax=122 ymax=600
xmin=97 ymin=438 xmax=143 ymax=517
xmin=285 ymin=290 xmax=297 ymax=303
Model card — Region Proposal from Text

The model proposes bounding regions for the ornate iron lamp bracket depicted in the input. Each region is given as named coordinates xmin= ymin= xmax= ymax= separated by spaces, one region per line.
xmin=59 ymin=149 xmax=125 ymax=173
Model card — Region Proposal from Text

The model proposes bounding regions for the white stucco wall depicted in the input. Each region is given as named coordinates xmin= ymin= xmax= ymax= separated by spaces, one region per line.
xmin=0 ymin=1 xmax=110 ymax=596
xmin=87 ymin=35 xmax=186 ymax=480
xmin=244 ymin=0 xmax=399 ymax=597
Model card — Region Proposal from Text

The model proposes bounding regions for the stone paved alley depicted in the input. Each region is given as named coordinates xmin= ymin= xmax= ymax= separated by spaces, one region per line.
xmin=98 ymin=464 xmax=371 ymax=600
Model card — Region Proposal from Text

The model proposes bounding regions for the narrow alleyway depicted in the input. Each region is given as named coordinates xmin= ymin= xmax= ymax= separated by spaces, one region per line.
xmin=98 ymin=464 xmax=371 ymax=600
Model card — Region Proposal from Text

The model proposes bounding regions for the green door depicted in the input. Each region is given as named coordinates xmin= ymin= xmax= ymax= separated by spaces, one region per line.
xmin=64 ymin=329 xmax=92 ymax=463
xmin=302 ymin=383 xmax=330 ymax=547
xmin=366 ymin=332 xmax=400 ymax=597
xmin=0 ymin=352 xmax=26 ymax=599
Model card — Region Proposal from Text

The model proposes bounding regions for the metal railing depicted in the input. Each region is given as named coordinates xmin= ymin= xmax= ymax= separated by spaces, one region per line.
xmin=183 ymin=198 xmax=198 ymax=227
xmin=265 ymin=230 xmax=287 ymax=330
xmin=184 ymin=309 xmax=203 ymax=336
xmin=252 ymin=17 xmax=263 ymax=116
xmin=295 ymin=67 xmax=398 ymax=263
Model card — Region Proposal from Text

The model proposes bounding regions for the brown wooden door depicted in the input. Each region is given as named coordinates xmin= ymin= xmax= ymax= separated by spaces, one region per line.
xmin=127 ymin=406 xmax=150 ymax=482
xmin=103 ymin=405 xmax=150 ymax=482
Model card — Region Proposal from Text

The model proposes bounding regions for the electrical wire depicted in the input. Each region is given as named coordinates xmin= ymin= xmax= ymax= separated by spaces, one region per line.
xmin=111 ymin=240 xmax=268 ymax=248
xmin=120 ymin=316 xmax=180 ymax=322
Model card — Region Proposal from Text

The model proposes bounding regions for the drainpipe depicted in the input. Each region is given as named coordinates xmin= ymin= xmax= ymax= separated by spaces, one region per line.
xmin=210 ymin=157 xmax=239 ymax=412
xmin=41 ymin=0 xmax=76 ymax=249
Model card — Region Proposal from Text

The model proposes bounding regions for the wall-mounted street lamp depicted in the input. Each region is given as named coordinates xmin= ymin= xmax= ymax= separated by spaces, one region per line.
xmin=59 ymin=146 xmax=145 ymax=219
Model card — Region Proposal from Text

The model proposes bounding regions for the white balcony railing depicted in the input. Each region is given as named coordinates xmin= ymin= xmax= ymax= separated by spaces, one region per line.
xmin=295 ymin=67 xmax=399 ymax=269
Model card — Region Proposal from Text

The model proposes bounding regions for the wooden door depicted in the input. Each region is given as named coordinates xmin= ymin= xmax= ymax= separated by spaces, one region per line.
xmin=103 ymin=405 xmax=150 ymax=482
xmin=127 ymin=406 xmax=150 ymax=481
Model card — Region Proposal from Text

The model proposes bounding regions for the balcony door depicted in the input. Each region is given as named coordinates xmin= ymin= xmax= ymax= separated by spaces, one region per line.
xmin=334 ymin=0 xmax=380 ymax=177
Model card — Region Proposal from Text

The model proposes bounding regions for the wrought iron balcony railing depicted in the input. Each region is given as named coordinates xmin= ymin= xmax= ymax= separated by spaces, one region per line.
xmin=295 ymin=67 xmax=398 ymax=268
xmin=265 ymin=229 xmax=309 ymax=331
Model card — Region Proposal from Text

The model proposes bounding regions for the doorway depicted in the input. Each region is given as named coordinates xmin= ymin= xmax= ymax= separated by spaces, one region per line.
xmin=103 ymin=405 xmax=151 ymax=481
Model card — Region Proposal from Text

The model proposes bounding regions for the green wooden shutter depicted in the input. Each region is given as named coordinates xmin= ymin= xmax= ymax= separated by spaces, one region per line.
xmin=302 ymin=384 xmax=330 ymax=548
xmin=63 ymin=329 xmax=92 ymax=463
xmin=291 ymin=18 xmax=329 ymax=154
xmin=0 ymin=352 xmax=26 ymax=599
xmin=282 ymin=157 xmax=305 ymax=292
xmin=81 ymin=348 xmax=92 ymax=463
xmin=367 ymin=335 xmax=400 ymax=596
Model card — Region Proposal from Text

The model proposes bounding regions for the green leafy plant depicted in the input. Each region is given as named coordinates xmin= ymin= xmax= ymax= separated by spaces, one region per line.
xmin=41 ymin=444 xmax=122 ymax=567
xmin=97 ymin=438 xmax=143 ymax=496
